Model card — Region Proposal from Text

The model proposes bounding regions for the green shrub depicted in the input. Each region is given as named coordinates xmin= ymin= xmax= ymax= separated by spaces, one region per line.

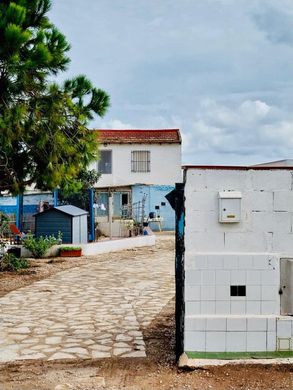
xmin=22 ymin=233 xmax=61 ymax=258
xmin=59 ymin=246 xmax=82 ymax=251
xmin=0 ymin=253 xmax=28 ymax=272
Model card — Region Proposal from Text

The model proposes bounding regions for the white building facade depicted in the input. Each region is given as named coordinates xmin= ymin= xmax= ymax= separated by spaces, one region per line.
xmin=90 ymin=129 xmax=182 ymax=233
xmin=182 ymin=166 xmax=293 ymax=356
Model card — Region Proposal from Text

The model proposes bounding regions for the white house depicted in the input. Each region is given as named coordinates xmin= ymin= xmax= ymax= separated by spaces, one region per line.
xmin=89 ymin=129 xmax=182 ymax=233
xmin=175 ymin=165 xmax=293 ymax=358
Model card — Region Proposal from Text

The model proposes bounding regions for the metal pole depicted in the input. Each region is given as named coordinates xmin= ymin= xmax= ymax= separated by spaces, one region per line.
xmin=108 ymin=192 xmax=113 ymax=240
xmin=16 ymin=194 xmax=23 ymax=231
xmin=88 ymin=188 xmax=95 ymax=242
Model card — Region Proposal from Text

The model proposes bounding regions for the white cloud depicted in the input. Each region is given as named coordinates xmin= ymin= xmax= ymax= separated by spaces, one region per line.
xmin=49 ymin=1 xmax=293 ymax=166
xmin=98 ymin=119 xmax=135 ymax=130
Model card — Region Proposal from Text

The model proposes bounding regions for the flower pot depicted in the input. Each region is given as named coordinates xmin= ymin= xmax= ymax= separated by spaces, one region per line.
xmin=60 ymin=249 xmax=82 ymax=257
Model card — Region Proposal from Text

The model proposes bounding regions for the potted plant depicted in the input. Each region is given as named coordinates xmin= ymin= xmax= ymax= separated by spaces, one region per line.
xmin=59 ymin=246 xmax=82 ymax=257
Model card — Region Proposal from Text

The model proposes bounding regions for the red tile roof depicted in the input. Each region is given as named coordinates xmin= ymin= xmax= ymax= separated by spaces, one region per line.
xmin=94 ymin=129 xmax=181 ymax=144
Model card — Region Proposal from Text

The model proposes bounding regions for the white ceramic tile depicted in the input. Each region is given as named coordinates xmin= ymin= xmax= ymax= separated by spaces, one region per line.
xmin=261 ymin=285 xmax=278 ymax=301
xmin=216 ymin=301 xmax=231 ymax=315
xmin=246 ymin=301 xmax=261 ymax=315
xmin=267 ymin=331 xmax=276 ymax=351
xmin=246 ymin=285 xmax=261 ymax=300
xmin=201 ymin=270 xmax=216 ymax=285
xmin=231 ymin=301 xmax=246 ymax=315
xmin=184 ymin=331 xmax=206 ymax=351
xmin=261 ymin=301 xmax=278 ymax=315
xmin=185 ymin=317 xmax=206 ymax=331
xmin=206 ymin=332 xmax=226 ymax=352
xmin=206 ymin=317 xmax=227 ymax=331
xmin=215 ymin=270 xmax=230 ymax=285
xmin=247 ymin=332 xmax=267 ymax=352
xmin=185 ymin=286 xmax=201 ymax=301
xmin=226 ymin=332 xmax=246 ymax=352
xmin=253 ymin=255 xmax=269 ymax=270
xmin=277 ymin=338 xmax=291 ymax=351
xmin=227 ymin=317 xmax=247 ymax=331
xmin=200 ymin=285 xmax=216 ymax=301
xmin=215 ymin=285 xmax=230 ymax=300
xmin=246 ymin=270 xmax=261 ymax=285
xmin=277 ymin=320 xmax=292 ymax=337
xmin=267 ymin=318 xmax=276 ymax=332
xmin=261 ymin=270 xmax=278 ymax=285
xmin=238 ymin=255 xmax=253 ymax=269
xmin=223 ymin=256 xmax=238 ymax=269
xmin=185 ymin=301 xmax=201 ymax=316
xmin=195 ymin=255 xmax=208 ymax=269
xmin=185 ymin=270 xmax=201 ymax=286
xmin=247 ymin=317 xmax=267 ymax=331
xmin=231 ymin=270 xmax=246 ymax=284
xmin=208 ymin=255 xmax=224 ymax=269
xmin=201 ymin=301 xmax=216 ymax=315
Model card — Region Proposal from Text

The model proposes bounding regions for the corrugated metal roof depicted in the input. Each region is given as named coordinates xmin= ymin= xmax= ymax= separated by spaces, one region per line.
xmin=94 ymin=129 xmax=181 ymax=144
xmin=55 ymin=205 xmax=88 ymax=216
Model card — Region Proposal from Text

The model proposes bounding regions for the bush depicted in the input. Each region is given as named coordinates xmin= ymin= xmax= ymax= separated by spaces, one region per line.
xmin=59 ymin=246 xmax=82 ymax=251
xmin=0 ymin=253 xmax=28 ymax=272
xmin=22 ymin=232 xmax=62 ymax=258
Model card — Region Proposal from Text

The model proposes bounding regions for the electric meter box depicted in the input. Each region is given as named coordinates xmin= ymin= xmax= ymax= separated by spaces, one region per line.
xmin=218 ymin=191 xmax=242 ymax=223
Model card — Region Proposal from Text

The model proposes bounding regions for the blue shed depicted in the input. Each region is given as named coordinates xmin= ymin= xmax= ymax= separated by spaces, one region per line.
xmin=34 ymin=205 xmax=88 ymax=244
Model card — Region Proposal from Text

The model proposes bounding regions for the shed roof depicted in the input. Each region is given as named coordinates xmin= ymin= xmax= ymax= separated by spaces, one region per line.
xmin=182 ymin=165 xmax=293 ymax=171
xmin=94 ymin=129 xmax=181 ymax=144
xmin=35 ymin=205 xmax=88 ymax=217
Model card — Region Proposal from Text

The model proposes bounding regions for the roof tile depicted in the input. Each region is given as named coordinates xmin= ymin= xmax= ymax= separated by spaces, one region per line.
xmin=93 ymin=129 xmax=181 ymax=144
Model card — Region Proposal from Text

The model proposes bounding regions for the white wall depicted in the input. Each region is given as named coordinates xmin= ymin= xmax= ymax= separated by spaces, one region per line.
xmin=184 ymin=169 xmax=293 ymax=254
xmin=89 ymin=143 xmax=182 ymax=187
xmin=184 ymin=168 xmax=293 ymax=353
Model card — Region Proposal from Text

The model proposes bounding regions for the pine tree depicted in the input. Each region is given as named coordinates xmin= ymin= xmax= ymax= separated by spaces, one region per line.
xmin=0 ymin=0 xmax=110 ymax=194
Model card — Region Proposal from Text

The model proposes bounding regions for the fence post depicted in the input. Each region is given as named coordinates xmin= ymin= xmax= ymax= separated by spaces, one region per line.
xmin=16 ymin=194 xmax=23 ymax=231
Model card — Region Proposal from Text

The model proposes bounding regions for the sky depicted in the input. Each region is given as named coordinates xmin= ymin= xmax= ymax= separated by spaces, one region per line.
xmin=50 ymin=0 xmax=293 ymax=165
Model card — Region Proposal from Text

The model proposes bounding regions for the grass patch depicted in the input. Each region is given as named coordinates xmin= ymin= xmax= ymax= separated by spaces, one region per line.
xmin=186 ymin=351 xmax=293 ymax=360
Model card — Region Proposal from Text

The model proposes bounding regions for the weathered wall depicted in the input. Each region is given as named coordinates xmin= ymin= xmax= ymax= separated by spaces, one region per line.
xmin=90 ymin=143 xmax=182 ymax=187
xmin=184 ymin=168 xmax=293 ymax=354
xmin=132 ymin=185 xmax=175 ymax=230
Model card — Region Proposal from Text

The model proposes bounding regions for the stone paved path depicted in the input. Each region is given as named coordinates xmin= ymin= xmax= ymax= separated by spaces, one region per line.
xmin=0 ymin=237 xmax=174 ymax=362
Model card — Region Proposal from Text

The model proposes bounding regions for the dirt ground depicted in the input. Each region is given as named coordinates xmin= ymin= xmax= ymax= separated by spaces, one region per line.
xmin=0 ymin=238 xmax=293 ymax=389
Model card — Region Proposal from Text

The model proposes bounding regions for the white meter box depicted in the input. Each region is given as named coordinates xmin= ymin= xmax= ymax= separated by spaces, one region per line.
xmin=218 ymin=191 xmax=242 ymax=223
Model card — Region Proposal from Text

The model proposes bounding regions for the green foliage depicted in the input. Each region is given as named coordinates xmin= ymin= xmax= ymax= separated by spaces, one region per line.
xmin=0 ymin=253 xmax=28 ymax=272
xmin=59 ymin=246 xmax=81 ymax=251
xmin=0 ymin=212 xmax=9 ymax=238
xmin=59 ymin=169 xmax=100 ymax=210
xmin=22 ymin=232 xmax=61 ymax=258
xmin=0 ymin=1 xmax=110 ymax=194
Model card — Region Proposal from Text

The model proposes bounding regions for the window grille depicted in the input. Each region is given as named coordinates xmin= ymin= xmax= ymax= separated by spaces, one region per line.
xmin=131 ymin=151 xmax=150 ymax=172
xmin=98 ymin=150 xmax=112 ymax=174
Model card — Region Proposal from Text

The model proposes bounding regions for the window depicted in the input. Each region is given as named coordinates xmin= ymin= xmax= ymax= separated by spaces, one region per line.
xmin=230 ymin=285 xmax=246 ymax=297
xmin=98 ymin=150 xmax=112 ymax=174
xmin=131 ymin=151 xmax=150 ymax=172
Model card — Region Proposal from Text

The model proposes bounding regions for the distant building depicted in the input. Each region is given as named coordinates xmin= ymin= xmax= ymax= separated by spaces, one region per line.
xmin=90 ymin=129 xmax=182 ymax=234
xmin=252 ymin=159 xmax=293 ymax=167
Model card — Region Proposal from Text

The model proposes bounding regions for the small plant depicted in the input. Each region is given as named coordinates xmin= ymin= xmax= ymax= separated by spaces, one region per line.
xmin=22 ymin=233 xmax=61 ymax=258
xmin=0 ymin=253 xmax=28 ymax=272
xmin=59 ymin=246 xmax=82 ymax=251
